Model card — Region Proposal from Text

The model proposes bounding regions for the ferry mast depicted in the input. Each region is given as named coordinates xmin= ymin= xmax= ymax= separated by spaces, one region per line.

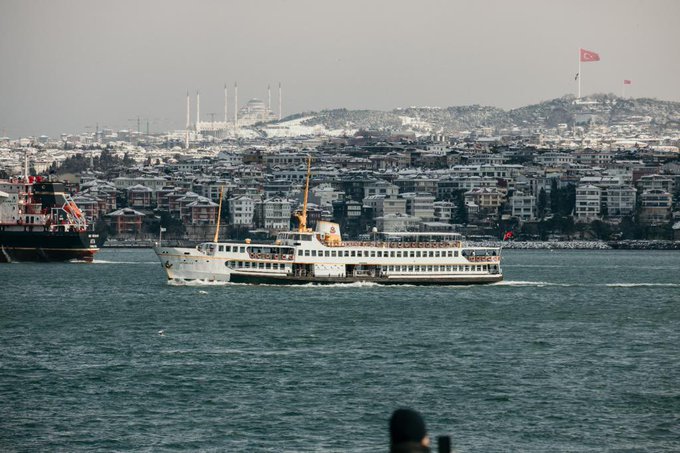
xmin=294 ymin=156 xmax=312 ymax=232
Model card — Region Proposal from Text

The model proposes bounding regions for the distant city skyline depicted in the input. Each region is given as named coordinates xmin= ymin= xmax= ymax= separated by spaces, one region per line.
xmin=1 ymin=0 xmax=679 ymax=138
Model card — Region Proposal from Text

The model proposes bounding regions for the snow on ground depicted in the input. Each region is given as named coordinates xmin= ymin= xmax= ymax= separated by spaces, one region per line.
xmin=398 ymin=115 xmax=434 ymax=136
xmin=261 ymin=117 xmax=355 ymax=138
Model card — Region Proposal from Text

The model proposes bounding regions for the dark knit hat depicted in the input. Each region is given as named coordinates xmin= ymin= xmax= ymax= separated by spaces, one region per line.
xmin=389 ymin=408 xmax=427 ymax=444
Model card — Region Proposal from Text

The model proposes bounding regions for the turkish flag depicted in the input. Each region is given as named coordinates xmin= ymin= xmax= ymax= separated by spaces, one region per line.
xmin=580 ymin=48 xmax=600 ymax=62
xmin=624 ymin=80 xmax=632 ymax=85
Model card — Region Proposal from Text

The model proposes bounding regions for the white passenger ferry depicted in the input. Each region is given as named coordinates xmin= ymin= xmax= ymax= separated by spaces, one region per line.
xmin=153 ymin=159 xmax=502 ymax=285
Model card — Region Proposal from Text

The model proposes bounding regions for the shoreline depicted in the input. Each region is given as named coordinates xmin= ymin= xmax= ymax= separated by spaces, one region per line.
xmin=470 ymin=240 xmax=680 ymax=250
xmin=103 ymin=239 xmax=680 ymax=250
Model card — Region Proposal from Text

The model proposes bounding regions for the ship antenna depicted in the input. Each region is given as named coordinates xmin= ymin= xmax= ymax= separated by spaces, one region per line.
xmin=296 ymin=155 xmax=312 ymax=232
xmin=213 ymin=186 xmax=224 ymax=242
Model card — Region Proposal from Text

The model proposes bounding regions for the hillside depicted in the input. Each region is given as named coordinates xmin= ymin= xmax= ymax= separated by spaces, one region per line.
xmin=266 ymin=95 xmax=680 ymax=136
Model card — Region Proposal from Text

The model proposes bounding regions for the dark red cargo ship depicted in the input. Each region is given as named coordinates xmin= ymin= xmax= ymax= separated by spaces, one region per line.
xmin=0 ymin=177 xmax=99 ymax=262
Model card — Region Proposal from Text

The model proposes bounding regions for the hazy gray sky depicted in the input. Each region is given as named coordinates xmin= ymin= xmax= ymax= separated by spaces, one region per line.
xmin=1 ymin=0 xmax=678 ymax=137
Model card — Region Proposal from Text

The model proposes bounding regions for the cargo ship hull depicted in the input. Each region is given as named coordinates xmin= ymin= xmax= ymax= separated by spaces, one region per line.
xmin=0 ymin=230 xmax=98 ymax=262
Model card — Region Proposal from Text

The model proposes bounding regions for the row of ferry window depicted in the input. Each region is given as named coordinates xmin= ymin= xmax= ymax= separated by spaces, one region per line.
xmin=218 ymin=245 xmax=245 ymax=253
xmin=297 ymin=249 xmax=460 ymax=258
xmin=227 ymin=261 xmax=287 ymax=270
xmin=382 ymin=264 xmax=492 ymax=273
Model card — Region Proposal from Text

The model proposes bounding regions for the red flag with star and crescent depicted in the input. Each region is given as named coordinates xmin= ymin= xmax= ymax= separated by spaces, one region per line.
xmin=580 ymin=48 xmax=600 ymax=62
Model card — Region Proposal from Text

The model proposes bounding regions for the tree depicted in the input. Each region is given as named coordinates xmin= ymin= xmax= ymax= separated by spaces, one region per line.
xmin=537 ymin=188 xmax=547 ymax=219
xmin=157 ymin=210 xmax=185 ymax=237
xmin=94 ymin=218 xmax=110 ymax=246
xmin=619 ymin=216 xmax=639 ymax=240
xmin=590 ymin=220 xmax=612 ymax=240
xmin=550 ymin=179 xmax=559 ymax=214
xmin=452 ymin=190 xmax=468 ymax=224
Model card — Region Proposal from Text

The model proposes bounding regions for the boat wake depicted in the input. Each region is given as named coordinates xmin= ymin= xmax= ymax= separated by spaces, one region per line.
xmin=166 ymin=280 xmax=393 ymax=288
xmin=298 ymin=281 xmax=387 ymax=288
xmin=90 ymin=259 xmax=159 ymax=265
xmin=165 ymin=279 xmax=678 ymax=289
xmin=605 ymin=283 xmax=680 ymax=288
xmin=493 ymin=280 xmax=576 ymax=287
xmin=167 ymin=279 xmax=231 ymax=287
xmin=494 ymin=280 xmax=679 ymax=288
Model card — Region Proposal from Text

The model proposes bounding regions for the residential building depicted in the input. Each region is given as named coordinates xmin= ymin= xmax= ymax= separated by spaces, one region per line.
xmin=375 ymin=213 xmax=421 ymax=232
xmin=401 ymin=192 xmax=435 ymax=221
xmin=433 ymin=201 xmax=454 ymax=223
xmin=602 ymin=185 xmax=636 ymax=218
xmin=464 ymin=188 xmax=505 ymax=211
xmin=510 ymin=191 xmax=536 ymax=221
xmin=639 ymin=189 xmax=672 ymax=225
xmin=363 ymin=180 xmax=399 ymax=199
xmin=187 ymin=197 xmax=218 ymax=225
xmin=255 ymin=197 xmax=292 ymax=231
xmin=106 ymin=208 xmax=146 ymax=235
xmin=229 ymin=195 xmax=256 ymax=226
xmin=362 ymin=195 xmax=407 ymax=218
xmin=127 ymin=184 xmax=153 ymax=208
xmin=575 ymin=185 xmax=602 ymax=221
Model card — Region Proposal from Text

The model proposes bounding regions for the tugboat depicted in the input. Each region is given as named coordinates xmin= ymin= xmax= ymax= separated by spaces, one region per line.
xmin=154 ymin=157 xmax=502 ymax=285
xmin=0 ymin=175 xmax=99 ymax=262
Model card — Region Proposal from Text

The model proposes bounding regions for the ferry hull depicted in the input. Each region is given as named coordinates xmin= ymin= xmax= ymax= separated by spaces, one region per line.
xmin=0 ymin=230 xmax=99 ymax=262
xmin=155 ymin=245 xmax=233 ymax=282
xmin=229 ymin=273 xmax=503 ymax=286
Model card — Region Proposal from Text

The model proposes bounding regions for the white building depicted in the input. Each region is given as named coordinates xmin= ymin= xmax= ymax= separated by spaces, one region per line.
xmin=363 ymin=180 xmax=399 ymax=199
xmin=433 ymin=201 xmax=454 ymax=223
xmin=603 ymin=185 xmax=636 ymax=218
xmin=255 ymin=197 xmax=292 ymax=231
xmin=363 ymin=195 xmax=407 ymax=218
xmin=637 ymin=174 xmax=674 ymax=194
xmin=575 ymin=185 xmax=602 ymax=221
xmin=229 ymin=195 xmax=255 ymax=226
xmin=310 ymin=184 xmax=344 ymax=209
xmin=534 ymin=152 xmax=575 ymax=167
xmin=112 ymin=176 xmax=167 ymax=192
xmin=401 ymin=192 xmax=435 ymax=222
xmin=510 ymin=191 xmax=536 ymax=221
xmin=375 ymin=213 xmax=421 ymax=232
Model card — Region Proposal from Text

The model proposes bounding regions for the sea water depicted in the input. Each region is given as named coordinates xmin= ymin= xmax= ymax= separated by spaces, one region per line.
xmin=1 ymin=249 xmax=678 ymax=452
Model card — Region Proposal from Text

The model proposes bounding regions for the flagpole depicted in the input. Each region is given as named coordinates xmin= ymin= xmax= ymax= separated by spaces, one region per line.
xmin=578 ymin=49 xmax=581 ymax=99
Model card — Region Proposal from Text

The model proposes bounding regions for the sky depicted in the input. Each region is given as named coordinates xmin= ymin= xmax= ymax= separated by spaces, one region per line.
xmin=0 ymin=0 xmax=679 ymax=138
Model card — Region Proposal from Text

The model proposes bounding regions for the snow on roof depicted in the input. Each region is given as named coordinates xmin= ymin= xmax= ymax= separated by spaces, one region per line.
xmin=107 ymin=208 xmax=146 ymax=217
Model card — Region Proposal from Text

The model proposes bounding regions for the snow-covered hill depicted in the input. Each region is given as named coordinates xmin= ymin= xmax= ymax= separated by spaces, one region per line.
xmin=251 ymin=94 xmax=680 ymax=138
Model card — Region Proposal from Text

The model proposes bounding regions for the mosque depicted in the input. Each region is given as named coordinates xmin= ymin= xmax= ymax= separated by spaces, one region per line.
xmin=184 ymin=83 xmax=282 ymax=144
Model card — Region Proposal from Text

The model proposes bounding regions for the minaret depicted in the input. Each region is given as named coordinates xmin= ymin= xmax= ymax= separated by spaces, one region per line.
xmin=224 ymin=83 xmax=229 ymax=123
xmin=196 ymin=91 xmax=201 ymax=133
xmin=278 ymin=82 xmax=282 ymax=121
xmin=267 ymin=84 xmax=271 ymax=118
xmin=185 ymin=90 xmax=190 ymax=149
xmin=234 ymin=82 xmax=238 ymax=134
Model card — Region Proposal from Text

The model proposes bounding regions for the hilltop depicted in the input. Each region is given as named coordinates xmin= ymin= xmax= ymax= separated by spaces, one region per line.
xmin=263 ymin=94 xmax=680 ymax=137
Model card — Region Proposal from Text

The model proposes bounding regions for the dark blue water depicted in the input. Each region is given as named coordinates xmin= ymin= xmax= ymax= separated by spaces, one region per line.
xmin=1 ymin=249 xmax=679 ymax=452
